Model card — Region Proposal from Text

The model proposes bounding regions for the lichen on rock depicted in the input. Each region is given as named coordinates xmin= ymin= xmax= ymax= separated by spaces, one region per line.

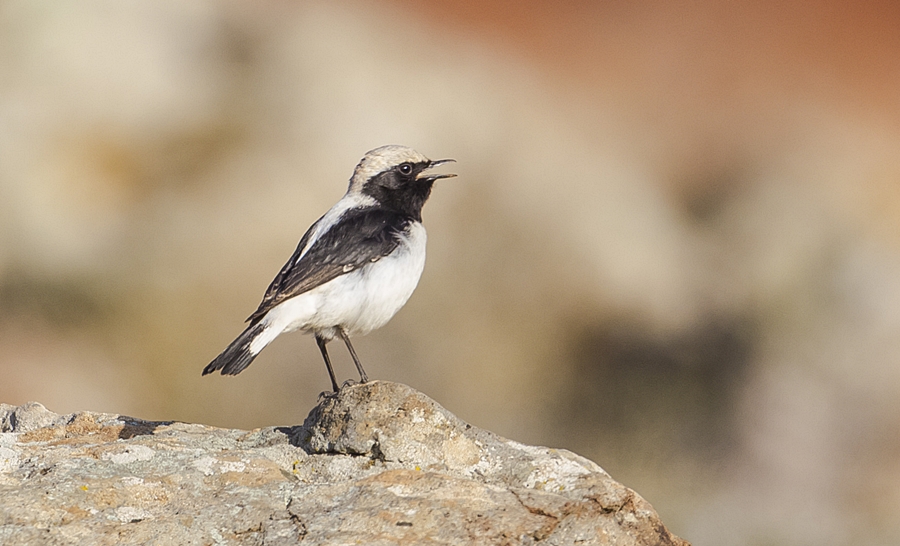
xmin=0 ymin=382 xmax=688 ymax=545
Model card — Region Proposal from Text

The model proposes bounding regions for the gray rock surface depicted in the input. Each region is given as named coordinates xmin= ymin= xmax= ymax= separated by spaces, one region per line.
xmin=0 ymin=381 xmax=688 ymax=545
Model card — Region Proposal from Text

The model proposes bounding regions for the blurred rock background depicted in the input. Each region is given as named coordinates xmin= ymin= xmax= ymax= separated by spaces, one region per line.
xmin=1 ymin=0 xmax=899 ymax=544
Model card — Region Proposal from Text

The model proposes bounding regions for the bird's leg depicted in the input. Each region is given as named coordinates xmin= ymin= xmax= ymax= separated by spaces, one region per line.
xmin=315 ymin=335 xmax=341 ymax=393
xmin=339 ymin=327 xmax=369 ymax=384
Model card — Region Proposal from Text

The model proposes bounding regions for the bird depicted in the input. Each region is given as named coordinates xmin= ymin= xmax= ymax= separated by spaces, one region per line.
xmin=203 ymin=145 xmax=456 ymax=392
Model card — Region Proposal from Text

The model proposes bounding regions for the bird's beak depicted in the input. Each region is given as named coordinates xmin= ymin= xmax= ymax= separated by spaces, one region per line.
xmin=418 ymin=158 xmax=457 ymax=182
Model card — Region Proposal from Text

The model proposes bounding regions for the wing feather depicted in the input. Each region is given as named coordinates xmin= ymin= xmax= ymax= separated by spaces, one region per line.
xmin=246 ymin=207 xmax=409 ymax=324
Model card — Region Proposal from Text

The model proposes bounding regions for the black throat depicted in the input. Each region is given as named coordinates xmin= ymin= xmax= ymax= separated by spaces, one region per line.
xmin=362 ymin=170 xmax=435 ymax=222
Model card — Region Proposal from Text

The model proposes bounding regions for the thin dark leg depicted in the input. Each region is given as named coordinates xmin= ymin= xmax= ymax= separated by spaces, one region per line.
xmin=315 ymin=335 xmax=340 ymax=393
xmin=339 ymin=328 xmax=368 ymax=383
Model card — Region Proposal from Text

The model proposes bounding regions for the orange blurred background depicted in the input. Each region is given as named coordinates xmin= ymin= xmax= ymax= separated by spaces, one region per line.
xmin=2 ymin=1 xmax=900 ymax=544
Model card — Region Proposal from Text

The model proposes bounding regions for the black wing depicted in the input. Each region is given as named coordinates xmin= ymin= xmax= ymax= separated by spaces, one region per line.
xmin=246 ymin=207 xmax=411 ymax=324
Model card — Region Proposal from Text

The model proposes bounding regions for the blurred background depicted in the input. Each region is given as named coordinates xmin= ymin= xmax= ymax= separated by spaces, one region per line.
xmin=2 ymin=0 xmax=899 ymax=544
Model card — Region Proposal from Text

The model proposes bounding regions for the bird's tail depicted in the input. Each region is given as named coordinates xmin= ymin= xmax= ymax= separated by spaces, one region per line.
xmin=203 ymin=322 xmax=271 ymax=376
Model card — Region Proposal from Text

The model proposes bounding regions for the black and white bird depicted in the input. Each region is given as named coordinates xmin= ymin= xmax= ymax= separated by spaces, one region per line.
xmin=203 ymin=145 xmax=456 ymax=392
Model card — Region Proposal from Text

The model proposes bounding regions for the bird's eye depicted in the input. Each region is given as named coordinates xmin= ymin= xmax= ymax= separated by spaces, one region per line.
xmin=398 ymin=163 xmax=413 ymax=176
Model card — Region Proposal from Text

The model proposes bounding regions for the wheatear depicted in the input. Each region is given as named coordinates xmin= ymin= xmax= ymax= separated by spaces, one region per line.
xmin=203 ymin=145 xmax=455 ymax=392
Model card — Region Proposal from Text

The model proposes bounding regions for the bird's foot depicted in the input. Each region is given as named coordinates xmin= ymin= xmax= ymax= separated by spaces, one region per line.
xmin=317 ymin=389 xmax=339 ymax=401
xmin=341 ymin=378 xmax=366 ymax=389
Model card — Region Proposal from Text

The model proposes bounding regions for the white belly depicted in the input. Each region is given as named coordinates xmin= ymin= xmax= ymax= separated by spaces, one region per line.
xmin=262 ymin=222 xmax=427 ymax=340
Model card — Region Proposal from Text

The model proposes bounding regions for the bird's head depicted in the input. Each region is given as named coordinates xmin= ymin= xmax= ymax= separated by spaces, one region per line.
xmin=348 ymin=145 xmax=456 ymax=218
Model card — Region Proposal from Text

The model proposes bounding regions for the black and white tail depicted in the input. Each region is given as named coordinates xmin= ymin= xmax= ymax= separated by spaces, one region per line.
xmin=203 ymin=322 xmax=269 ymax=376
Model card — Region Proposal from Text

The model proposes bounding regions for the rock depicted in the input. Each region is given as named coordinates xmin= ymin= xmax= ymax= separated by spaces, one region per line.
xmin=0 ymin=381 xmax=688 ymax=545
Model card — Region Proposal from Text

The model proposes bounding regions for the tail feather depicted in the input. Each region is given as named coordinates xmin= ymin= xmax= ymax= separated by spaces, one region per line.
xmin=203 ymin=322 xmax=268 ymax=376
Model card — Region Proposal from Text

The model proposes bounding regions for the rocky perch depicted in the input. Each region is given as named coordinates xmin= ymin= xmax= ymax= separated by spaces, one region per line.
xmin=0 ymin=381 xmax=688 ymax=545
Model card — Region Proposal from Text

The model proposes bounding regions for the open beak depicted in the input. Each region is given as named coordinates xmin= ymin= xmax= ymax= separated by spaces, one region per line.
xmin=418 ymin=158 xmax=457 ymax=182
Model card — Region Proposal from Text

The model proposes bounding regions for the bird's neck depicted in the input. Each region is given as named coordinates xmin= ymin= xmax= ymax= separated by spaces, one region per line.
xmin=363 ymin=182 xmax=433 ymax=222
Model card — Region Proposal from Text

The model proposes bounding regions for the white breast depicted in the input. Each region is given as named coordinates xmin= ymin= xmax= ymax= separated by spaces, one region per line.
xmin=341 ymin=221 xmax=427 ymax=335
xmin=263 ymin=222 xmax=427 ymax=340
